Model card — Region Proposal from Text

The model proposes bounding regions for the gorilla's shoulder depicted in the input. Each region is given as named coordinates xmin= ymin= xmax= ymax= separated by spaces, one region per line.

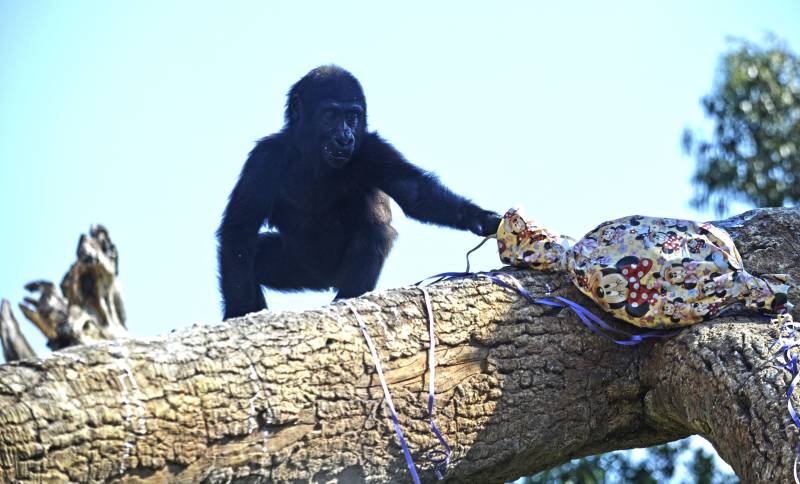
xmin=252 ymin=133 xmax=287 ymax=155
xmin=247 ymin=133 xmax=289 ymax=170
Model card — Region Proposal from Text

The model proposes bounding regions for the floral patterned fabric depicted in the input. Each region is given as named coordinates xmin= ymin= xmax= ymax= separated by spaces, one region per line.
xmin=497 ymin=208 xmax=792 ymax=328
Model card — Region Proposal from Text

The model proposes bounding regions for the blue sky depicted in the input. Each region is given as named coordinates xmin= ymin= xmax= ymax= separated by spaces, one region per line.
xmin=1 ymin=1 xmax=798 ymax=356
xmin=1 ymin=1 xmax=799 ymax=478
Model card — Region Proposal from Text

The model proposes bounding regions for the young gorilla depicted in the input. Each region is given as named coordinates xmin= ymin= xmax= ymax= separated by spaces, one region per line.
xmin=218 ymin=65 xmax=500 ymax=319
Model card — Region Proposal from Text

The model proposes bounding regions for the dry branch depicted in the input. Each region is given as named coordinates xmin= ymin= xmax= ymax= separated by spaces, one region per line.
xmin=0 ymin=300 xmax=35 ymax=362
xmin=1 ymin=225 xmax=127 ymax=362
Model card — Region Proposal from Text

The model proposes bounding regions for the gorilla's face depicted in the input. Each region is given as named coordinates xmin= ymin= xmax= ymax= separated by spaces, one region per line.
xmin=313 ymin=101 xmax=364 ymax=168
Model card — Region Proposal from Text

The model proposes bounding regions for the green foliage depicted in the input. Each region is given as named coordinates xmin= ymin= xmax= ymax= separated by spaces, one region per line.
xmin=683 ymin=36 xmax=800 ymax=214
xmin=518 ymin=438 xmax=738 ymax=483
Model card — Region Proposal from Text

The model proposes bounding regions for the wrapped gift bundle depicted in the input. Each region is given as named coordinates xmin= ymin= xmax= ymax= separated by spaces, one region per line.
xmin=497 ymin=208 xmax=792 ymax=329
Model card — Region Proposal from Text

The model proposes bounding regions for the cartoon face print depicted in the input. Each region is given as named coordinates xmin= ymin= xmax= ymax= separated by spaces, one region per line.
xmin=686 ymin=238 xmax=706 ymax=254
xmin=651 ymin=232 xmax=668 ymax=245
xmin=599 ymin=225 xmax=626 ymax=245
xmin=698 ymin=273 xmax=728 ymax=298
xmin=654 ymin=297 xmax=700 ymax=324
xmin=684 ymin=302 xmax=717 ymax=321
xmin=660 ymin=258 xmax=700 ymax=289
xmin=592 ymin=271 xmax=628 ymax=308
xmin=655 ymin=297 xmax=685 ymax=320
xmin=670 ymin=300 xmax=718 ymax=323
xmin=641 ymin=230 xmax=681 ymax=254
xmin=658 ymin=232 xmax=680 ymax=252
xmin=589 ymin=256 xmax=655 ymax=318
xmin=698 ymin=278 xmax=716 ymax=295
xmin=504 ymin=211 xmax=541 ymax=248
xmin=663 ymin=264 xmax=687 ymax=284
xmin=507 ymin=211 xmax=528 ymax=233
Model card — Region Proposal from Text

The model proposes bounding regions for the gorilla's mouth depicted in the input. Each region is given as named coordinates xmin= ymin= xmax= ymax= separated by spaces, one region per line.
xmin=323 ymin=146 xmax=353 ymax=167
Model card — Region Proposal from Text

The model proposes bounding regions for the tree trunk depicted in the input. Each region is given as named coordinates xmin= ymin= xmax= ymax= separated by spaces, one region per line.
xmin=0 ymin=208 xmax=797 ymax=483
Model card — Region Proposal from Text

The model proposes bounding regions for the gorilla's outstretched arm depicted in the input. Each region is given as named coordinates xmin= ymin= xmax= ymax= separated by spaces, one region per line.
xmin=361 ymin=133 xmax=500 ymax=237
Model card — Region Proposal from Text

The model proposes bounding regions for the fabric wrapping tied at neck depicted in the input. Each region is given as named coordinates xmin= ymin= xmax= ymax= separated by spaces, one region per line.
xmin=497 ymin=207 xmax=793 ymax=329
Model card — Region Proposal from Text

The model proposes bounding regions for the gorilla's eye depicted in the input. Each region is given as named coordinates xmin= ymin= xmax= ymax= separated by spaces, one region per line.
xmin=346 ymin=111 xmax=359 ymax=126
xmin=322 ymin=109 xmax=336 ymax=123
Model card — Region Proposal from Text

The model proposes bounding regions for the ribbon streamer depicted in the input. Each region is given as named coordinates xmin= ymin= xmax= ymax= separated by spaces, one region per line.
xmin=418 ymin=286 xmax=452 ymax=480
xmin=417 ymin=270 xmax=678 ymax=346
xmin=770 ymin=314 xmax=800 ymax=483
xmin=347 ymin=291 xmax=453 ymax=483
xmin=347 ymin=301 xmax=421 ymax=484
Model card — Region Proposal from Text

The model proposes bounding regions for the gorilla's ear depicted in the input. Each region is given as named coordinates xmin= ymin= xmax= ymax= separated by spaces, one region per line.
xmin=289 ymin=94 xmax=302 ymax=123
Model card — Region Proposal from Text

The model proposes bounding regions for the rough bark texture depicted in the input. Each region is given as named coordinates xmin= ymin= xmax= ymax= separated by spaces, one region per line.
xmin=2 ymin=225 xmax=127 ymax=362
xmin=0 ymin=208 xmax=798 ymax=483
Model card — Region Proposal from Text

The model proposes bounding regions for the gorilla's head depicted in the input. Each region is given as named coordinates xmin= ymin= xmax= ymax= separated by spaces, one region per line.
xmin=286 ymin=65 xmax=367 ymax=169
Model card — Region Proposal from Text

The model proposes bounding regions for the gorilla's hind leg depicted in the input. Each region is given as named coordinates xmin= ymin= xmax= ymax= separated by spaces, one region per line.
xmin=254 ymin=233 xmax=330 ymax=293
xmin=334 ymin=224 xmax=397 ymax=300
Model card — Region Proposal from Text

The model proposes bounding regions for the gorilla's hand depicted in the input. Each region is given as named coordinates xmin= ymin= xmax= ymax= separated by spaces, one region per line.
xmin=468 ymin=209 xmax=502 ymax=237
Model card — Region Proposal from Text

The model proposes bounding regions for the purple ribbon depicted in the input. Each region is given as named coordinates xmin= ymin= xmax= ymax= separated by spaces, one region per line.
xmin=769 ymin=315 xmax=800 ymax=483
xmin=418 ymin=286 xmax=452 ymax=480
xmin=346 ymin=301 xmax=421 ymax=484
xmin=419 ymin=271 xmax=679 ymax=345
xmin=347 ymin=289 xmax=453 ymax=483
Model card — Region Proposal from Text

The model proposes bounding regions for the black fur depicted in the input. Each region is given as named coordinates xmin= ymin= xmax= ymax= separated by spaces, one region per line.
xmin=217 ymin=65 xmax=500 ymax=319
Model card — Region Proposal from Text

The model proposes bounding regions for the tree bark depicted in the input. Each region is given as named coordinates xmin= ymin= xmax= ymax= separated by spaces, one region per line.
xmin=1 ymin=224 xmax=127 ymax=362
xmin=0 ymin=300 xmax=35 ymax=362
xmin=0 ymin=208 xmax=797 ymax=483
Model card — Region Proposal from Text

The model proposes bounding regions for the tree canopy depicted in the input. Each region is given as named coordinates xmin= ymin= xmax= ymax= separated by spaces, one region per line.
xmin=526 ymin=438 xmax=736 ymax=483
xmin=684 ymin=36 xmax=800 ymax=214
